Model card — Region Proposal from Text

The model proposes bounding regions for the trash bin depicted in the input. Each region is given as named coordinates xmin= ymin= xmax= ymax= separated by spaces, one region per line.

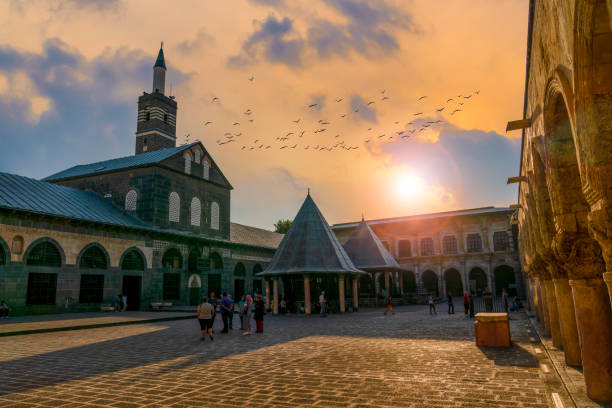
xmin=474 ymin=312 xmax=511 ymax=347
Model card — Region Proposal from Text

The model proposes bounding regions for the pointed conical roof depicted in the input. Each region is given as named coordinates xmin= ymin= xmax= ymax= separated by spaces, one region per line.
xmin=342 ymin=217 xmax=402 ymax=272
xmin=258 ymin=193 xmax=366 ymax=276
xmin=154 ymin=44 xmax=166 ymax=69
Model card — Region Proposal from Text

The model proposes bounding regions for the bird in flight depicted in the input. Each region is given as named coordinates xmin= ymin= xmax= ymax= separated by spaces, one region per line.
xmin=334 ymin=134 xmax=340 ymax=138
xmin=464 ymin=95 xmax=472 ymax=99
xmin=234 ymin=132 xmax=242 ymax=137
xmin=458 ymin=102 xmax=464 ymax=106
xmin=244 ymin=110 xmax=252 ymax=115
xmin=418 ymin=96 xmax=427 ymax=100
xmin=249 ymin=119 xmax=254 ymax=123
xmin=381 ymin=89 xmax=386 ymax=94
xmin=286 ymin=132 xmax=294 ymax=137
xmin=291 ymin=144 xmax=297 ymax=149
xmin=447 ymin=98 xmax=454 ymax=103
xmin=254 ymin=139 xmax=259 ymax=143
xmin=474 ymin=90 xmax=480 ymax=95
xmin=394 ymin=121 xmax=400 ymax=124
xmin=299 ymin=131 xmax=305 ymax=137
xmin=414 ymin=112 xmax=423 ymax=116
xmin=340 ymin=114 xmax=347 ymax=118
xmin=368 ymin=128 xmax=372 ymax=131
xmin=335 ymin=97 xmax=343 ymax=102
xmin=367 ymin=101 xmax=375 ymax=106
xmin=381 ymin=96 xmax=389 ymax=101
xmin=401 ymin=135 xmax=410 ymax=139
xmin=365 ymin=139 xmax=371 ymax=143
xmin=248 ymin=76 xmax=255 ymax=82
xmin=308 ymin=103 xmax=318 ymax=108
xmin=280 ymin=146 xmax=287 ymax=150
xmin=241 ymin=146 xmax=245 ymax=150
xmin=211 ymin=97 xmax=219 ymax=103
xmin=319 ymin=120 xmax=330 ymax=125
xmin=266 ymin=146 xmax=271 ymax=149
xmin=233 ymin=122 xmax=240 ymax=126
xmin=293 ymin=118 xmax=301 ymax=124
xmin=436 ymin=107 xmax=445 ymax=112
xmin=204 ymin=121 xmax=212 ymax=126
xmin=353 ymin=108 xmax=359 ymax=112
xmin=378 ymin=134 xmax=385 ymax=139
xmin=451 ymin=109 xmax=463 ymax=115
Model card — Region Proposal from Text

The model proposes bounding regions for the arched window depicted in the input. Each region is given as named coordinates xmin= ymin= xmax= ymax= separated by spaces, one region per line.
xmin=466 ymin=233 xmax=483 ymax=253
xmin=493 ymin=231 xmax=509 ymax=251
xmin=398 ymin=240 xmax=411 ymax=257
xmin=420 ymin=237 xmax=434 ymax=256
xmin=211 ymin=201 xmax=220 ymax=230
xmin=169 ymin=192 xmax=180 ymax=222
xmin=194 ymin=150 xmax=201 ymax=164
xmin=26 ymin=241 xmax=62 ymax=267
xmin=442 ymin=235 xmax=457 ymax=254
xmin=184 ymin=152 xmax=191 ymax=175
xmin=125 ymin=190 xmax=137 ymax=211
xmin=79 ymin=245 xmax=108 ymax=269
xmin=190 ymin=197 xmax=201 ymax=226
xmin=162 ymin=248 xmax=183 ymax=269
xmin=121 ymin=250 xmax=145 ymax=271
xmin=203 ymin=160 xmax=210 ymax=180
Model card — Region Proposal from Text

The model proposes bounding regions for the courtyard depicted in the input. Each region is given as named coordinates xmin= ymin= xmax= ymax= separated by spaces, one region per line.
xmin=0 ymin=306 xmax=580 ymax=408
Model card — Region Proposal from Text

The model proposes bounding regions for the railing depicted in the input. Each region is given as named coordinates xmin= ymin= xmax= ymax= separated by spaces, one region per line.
xmin=471 ymin=296 xmax=508 ymax=313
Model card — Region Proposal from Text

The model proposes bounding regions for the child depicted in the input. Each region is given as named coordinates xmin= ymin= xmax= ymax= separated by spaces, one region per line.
xmin=384 ymin=296 xmax=395 ymax=315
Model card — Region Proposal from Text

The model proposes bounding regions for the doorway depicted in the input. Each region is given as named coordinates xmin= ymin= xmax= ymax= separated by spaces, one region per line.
xmin=122 ymin=276 xmax=141 ymax=311
xmin=234 ymin=278 xmax=245 ymax=300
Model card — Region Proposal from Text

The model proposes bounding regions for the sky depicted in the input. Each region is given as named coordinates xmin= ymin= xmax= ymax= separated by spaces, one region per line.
xmin=0 ymin=0 xmax=527 ymax=230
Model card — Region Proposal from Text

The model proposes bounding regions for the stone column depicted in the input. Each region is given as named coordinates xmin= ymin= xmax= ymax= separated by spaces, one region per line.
xmin=539 ymin=282 xmax=551 ymax=336
xmin=604 ymin=272 xmax=612 ymax=311
xmin=339 ymin=276 xmax=345 ymax=313
xmin=544 ymin=280 xmax=563 ymax=348
xmin=553 ymin=278 xmax=582 ymax=366
xmin=304 ymin=276 xmax=311 ymax=315
xmin=265 ymin=280 xmax=271 ymax=311
xmin=399 ymin=272 xmax=404 ymax=295
xmin=352 ymin=277 xmax=358 ymax=311
xmin=384 ymin=271 xmax=390 ymax=298
xmin=570 ymin=278 xmax=612 ymax=402
xmin=273 ymin=278 xmax=279 ymax=315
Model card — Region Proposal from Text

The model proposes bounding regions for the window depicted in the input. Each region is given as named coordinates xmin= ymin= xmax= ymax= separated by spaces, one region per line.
xmin=26 ymin=273 xmax=57 ymax=305
xmin=162 ymin=248 xmax=183 ymax=269
xmin=12 ymin=236 xmax=23 ymax=255
xmin=211 ymin=202 xmax=220 ymax=230
xmin=145 ymin=111 xmax=150 ymax=121
xmin=163 ymin=273 xmax=181 ymax=300
xmin=203 ymin=160 xmax=210 ymax=180
xmin=79 ymin=275 xmax=104 ymax=303
xmin=190 ymin=197 xmax=201 ymax=226
xmin=194 ymin=150 xmax=201 ymax=164
xmin=79 ymin=246 xmax=107 ymax=269
xmin=184 ymin=153 xmax=191 ymax=175
xmin=398 ymin=240 xmax=411 ymax=257
xmin=442 ymin=235 xmax=457 ymax=254
xmin=121 ymin=250 xmax=145 ymax=271
xmin=420 ymin=238 xmax=434 ymax=256
xmin=163 ymin=113 xmax=168 ymax=123
xmin=169 ymin=192 xmax=180 ymax=222
xmin=26 ymin=241 xmax=62 ymax=267
xmin=467 ymin=233 xmax=483 ymax=253
xmin=125 ymin=190 xmax=137 ymax=211
xmin=493 ymin=231 xmax=509 ymax=251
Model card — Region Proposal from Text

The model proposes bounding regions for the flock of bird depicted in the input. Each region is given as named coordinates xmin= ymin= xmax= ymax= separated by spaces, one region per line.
xmin=193 ymin=76 xmax=481 ymax=153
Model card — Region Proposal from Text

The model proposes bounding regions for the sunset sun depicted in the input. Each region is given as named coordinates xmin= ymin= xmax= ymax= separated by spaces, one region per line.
xmin=394 ymin=172 xmax=425 ymax=201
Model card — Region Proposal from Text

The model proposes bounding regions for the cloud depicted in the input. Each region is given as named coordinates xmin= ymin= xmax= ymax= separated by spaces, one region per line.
xmin=349 ymin=94 xmax=377 ymax=123
xmin=10 ymin=0 xmax=121 ymax=14
xmin=0 ymin=38 xmax=191 ymax=179
xmin=228 ymin=15 xmax=305 ymax=67
xmin=176 ymin=28 xmax=215 ymax=55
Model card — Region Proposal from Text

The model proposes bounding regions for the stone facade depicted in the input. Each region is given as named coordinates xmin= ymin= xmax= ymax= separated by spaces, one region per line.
xmin=332 ymin=207 xmax=522 ymax=299
xmin=513 ymin=0 xmax=612 ymax=402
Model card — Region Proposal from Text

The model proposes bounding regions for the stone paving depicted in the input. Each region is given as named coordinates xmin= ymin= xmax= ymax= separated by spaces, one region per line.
xmin=0 ymin=305 xmax=577 ymax=407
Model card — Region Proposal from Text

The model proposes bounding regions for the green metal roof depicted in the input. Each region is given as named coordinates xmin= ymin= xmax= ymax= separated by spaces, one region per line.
xmin=43 ymin=143 xmax=199 ymax=181
xmin=342 ymin=218 xmax=402 ymax=272
xmin=154 ymin=46 xmax=166 ymax=69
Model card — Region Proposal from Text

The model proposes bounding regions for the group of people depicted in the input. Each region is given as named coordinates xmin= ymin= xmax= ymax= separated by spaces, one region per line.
xmin=112 ymin=294 xmax=128 ymax=312
xmin=432 ymin=287 xmax=524 ymax=317
xmin=196 ymin=292 xmax=265 ymax=341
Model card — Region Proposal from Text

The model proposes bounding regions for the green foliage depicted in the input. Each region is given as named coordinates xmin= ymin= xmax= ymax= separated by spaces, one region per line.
xmin=274 ymin=219 xmax=292 ymax=234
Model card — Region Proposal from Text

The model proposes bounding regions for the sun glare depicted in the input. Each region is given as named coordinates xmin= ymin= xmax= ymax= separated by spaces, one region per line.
xmin=394 ymin=172 xmax=425 ymax=201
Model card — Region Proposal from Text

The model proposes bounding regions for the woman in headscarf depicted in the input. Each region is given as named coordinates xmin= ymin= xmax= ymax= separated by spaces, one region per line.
xmin=242 ymin=295 xmax=254 ymax=336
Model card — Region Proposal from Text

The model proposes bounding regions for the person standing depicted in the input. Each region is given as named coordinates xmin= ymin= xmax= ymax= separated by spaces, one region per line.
xmin=228 ymin=294 xmax=235 ymax=330
xmin=237 ymin=296 xmax=246 ymax=330
xmin=502 ymin=288 xmax=509 ymax=313
xmin=469 ymin=292 xmax=475 ymax=318
xmin=220 ymin=292 xmax=232 ymax=334
xmin=209 ymin=292 xmax=218 ymax=333
xmin=447 ymin=291 xmax=454 ymax=314
xmin=243 ymin=295 xmax=254 ymax=335
xmin=279 ymin=297 xmax=287 ymax=314
xmin=0 ymin=300 xmax=10 ymax=319
xmin=428 ymin=295 xmax=436 ymax=315
xmin=196 ymin=297 xmax=214 ymax=341
xmin=255 ymin=295 xmax=265 ymax=333
xmin=319 ymin=291 xmax=327 ymax=317
xmin=463 ymin=291 xmax=470 ymax=318
xmin=122 ymin=294 xmax=128 ymax=312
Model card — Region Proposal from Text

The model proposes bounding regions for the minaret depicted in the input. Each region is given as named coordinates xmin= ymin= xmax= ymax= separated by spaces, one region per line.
xmin=135 ymin=43 xmax=178 ymax=155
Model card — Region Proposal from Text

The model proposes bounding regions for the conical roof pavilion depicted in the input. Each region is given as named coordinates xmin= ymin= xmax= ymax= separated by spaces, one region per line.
xmin=342 ymin=217 xmax=403 ymax=272
xmin=258 ymin=193 xmax=366 ymax=276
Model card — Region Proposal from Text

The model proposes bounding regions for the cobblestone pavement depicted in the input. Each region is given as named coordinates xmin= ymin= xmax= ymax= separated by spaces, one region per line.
xmin=0 ymin=306 xmax=575 ymax=407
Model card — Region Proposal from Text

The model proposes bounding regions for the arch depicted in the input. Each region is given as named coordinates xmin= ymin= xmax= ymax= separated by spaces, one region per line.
xmin=0 ymin=236 xmax=9 ymax=265
xmin=184 ymin=151 xmax=192 ymax=174
xmin=359 ymin=273 xmax=375 ymax=296
xmin=210 ymin=201 xmax=220 ymax=230
xmin=210 ymin=252 xmax=223 ymax=272
xmin=420 ymin=237 xmax=434 ymax=256
xmin=402 ymin=270 xmax=416 ymax=292
xmin=203 ymin=159 xmax=210 ymax=180
xmin=193 ymin=149 xmax=201 ymax=164
xmin=442 ymin=235 xmax=457 ymax=254
xmin=466 ymin=233 xmax=483 ymax=253
xmin=233 ymin=262 xmax=246 ymax=300
xmin=24 ymin=238 xmax=64 ymax=267
xmin=78 ymin=243 xmax=109 ymax=270
xmin=233 ymin=262 xmax=246 ymax=276
xmin=252 ymin=263 xmax=263 ymax=276
xmin=125 ymin=190 xmax=137 ymax=211
xmin=120 ymin=248 xmax=146 ymax=271
xmin=421 ymin=270 xmax=438 ymax=296
xmin=190 ymin=197 xmax=201 ymax=227
xmin=494 ymin=265 xmax=516 ymax=297
xmin=398 ymin=240 xmax=411 ymax=257
xmin=169 ymin=192 xmax=180 ymax=222
xmin=444 ymin=268 xmax=463 ymax=296
xmin=469 ymin=267 xmax=488 ymax=296
xmin=162 ymin=247 xmax=183 ymax=269
xmin=11 ymin=235 xmax=23 ymax=255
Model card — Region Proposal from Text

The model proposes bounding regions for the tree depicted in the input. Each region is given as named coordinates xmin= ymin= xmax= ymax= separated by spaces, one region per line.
xmin=274 ymin=219 xmax=292 ymax=234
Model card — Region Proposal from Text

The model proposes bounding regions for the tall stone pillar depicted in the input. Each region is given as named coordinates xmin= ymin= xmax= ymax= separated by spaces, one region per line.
xmin=273 ymin=278 xmax=279 ymax=315
xmin=384 ymin=271 xmax=390 ymax=298
xmin=570 ymin=278 xmax=612 ymax=402
xmin=544 ymin=280 xmax=563 ymax=348
xmin=352 ymin=277 xmax=358 ymax=311
xmin=538 ymin=282 xmax=551 ymax=335
xmin=553 ymin=278 xmax=582 ymax=366
xmin=399 ymin=272 xmax=404 ymax=295
xmin=265 ymin=280 xmax=271 ymax=311
xmin=339 ymin=276 xmax=345 ymax=313
xmin=304 ymin=275 xmax=311 ymax=315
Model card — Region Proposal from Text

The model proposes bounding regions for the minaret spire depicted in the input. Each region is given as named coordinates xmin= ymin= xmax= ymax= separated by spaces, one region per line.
xmin=153 ymin=42 xmax=166 ymax=94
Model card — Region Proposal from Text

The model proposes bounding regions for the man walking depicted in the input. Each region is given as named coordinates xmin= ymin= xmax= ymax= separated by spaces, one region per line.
xmin=220 ymin=292 xmax=232 ymax=333
xmin=319 ymin=291 xmax=327 ymax=317
xmin=447 ymin=291 xmax=454 ymax=314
